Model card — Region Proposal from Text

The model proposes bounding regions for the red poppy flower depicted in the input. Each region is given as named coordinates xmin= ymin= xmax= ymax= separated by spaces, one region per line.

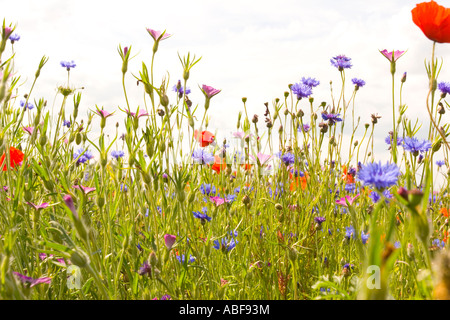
xmin=194 ymin=130 xmax=215 ymax=147
xmin=341 ymin=165 xmax=355 ymax=184
xmin=289 ymin=172 xmax=308 ymax=191
xmin=440 ymin=208 xmax=449 ymax=217
xmin=412 ymin=1 xmax=450 ymax=43
xmin=0 ymin=146 xmax=25 ymax=171
xmin=211 ymin=155 xmax=226 ymax=174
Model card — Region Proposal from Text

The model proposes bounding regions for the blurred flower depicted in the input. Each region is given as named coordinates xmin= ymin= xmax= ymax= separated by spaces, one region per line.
xmin=192 ymin=149 xmax=215 ymax=165
xmin=412 ymin=1 xmax=450 ymax=43
xmin=369 ymin=189 xmax=393 ymax=204
xmin=176 ymin=254 xmax=196 ymax=264
xmin=291 ymin=83 xmax=312 ymax=99
xmin=301 ymin=77 xmax=320 ymax=88
xmin=345 ymin=226 xmax=356 ymax=240
xmin=280 ymin=152 xmax=295 ymax=166
xmin=385 ymin=134 xmax=403 ymax=146
xmin=26 ymin=202 xmax=49 ymax=210
xmin=138 ymin=261 xmax=152 ymax=276
xmin=361 ymin=231 xmax=370 ymax=244
xmin=73 ymin=148 xmax=94 ymax=164
xmin=379 ymin=49 xmax=406 ymax=62
xmin=298 ymin=123 xmax=310 ymax=133
xmin=357 ymin=162 xmax=400 ymax=191
xmin=194 ymin=130 xmax=215 ymax=147
xmin=63 ymin=120 xmax=71 ymax=128
xmin=249 ymin=152 xmax=272 ymax=166
xmin=0 ymin=146 xmax=24 ymax=171
xmin=213 ymin=237 xmax=238 ymax=252
xmin=351 ymin=78 xmax=366 ymax=87
xmin=211 ymin=155 xmax=227 ymax=174
xmin=20 ymin=100 xmax=34 ymax=110
xmin=73 ymin=184 xmax=96 ymax=195
xmin=210 ymin=196 xmax=229 ymax=206
xmin=164 ymin=234 xmax=176 ymax=249
xmin=336 ymin=194 xmax=360 ymax=207
xmin=60 ymin=60 xmax=76 ymax=70
xmin=436 ymin=160 xmax=446 ymax=168
xmin=200 ymin=183 xmax=216 ymax=196
xmin=13 ymin=272 xmax=51 ymax=287
xmin=161 ymin=294 xmax=172 ymax=300
xmin=22 ymin=127 xmax=34 ymax=135
xmin=124 ymin=108 xmax=149 ymax=118
xmin=402 ymin=137 xmax=432 ymax=154
xmin=9 ymin=33 xmax=20 ymax=43
xmin=173 ymin=81 xmax=191 ymax=95
xmin=321 ymin=113 xmax=342 ymax=125
xmin=438 ymin=82 xmax=450 ymax=95
xmin=193 ymin=207 xmax=212 ymax=223
xmin=111 ymin=150 xmax=125 ymax=160
xmin=201 ymin=85 xmax=221 ymax=99
xmin=330 ymin=54 xmax=352 ymax=70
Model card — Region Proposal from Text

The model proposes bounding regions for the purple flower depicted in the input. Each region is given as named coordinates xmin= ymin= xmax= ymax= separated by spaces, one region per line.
xmin=213 ymin=237 xmax=238 ymax=252
xmin=291 ymin=83 xmax=312 ymax=99
xmin=314 ymin=216 xmax=326 ymax=225
xmin=63 ymin=120 xmax=71 ymax=128
xmin=9 ymin=33 xmax=20 ymax=43
xmin=351 ymin=78 xmax=366 ymax=88
xmin=192 ymin=149 xmax=215 ymax=165
xmin=345 ymin=226 xmax=356 ymax=240
xmin=26 ymin=202 xmax=49 ymax=210
xmin=138 ymin=261 xmax=151 ymax=276
xmin=321 ymin=113 xmax=342 ymax=125
xmin=161 ymin=294 xmax=172 ymax=300
xmin=436 ymin=160 xmax=446 ymax=168
xmin=331 ymin=55 xmax=352 ymax=70
xmin=111 ymin=150 xmax=125 ymax=160
xmin=298 ymin=123 xmax=310 ymax=133
xmin=438 ymin=82 xmax=450 ymax=95
xmin=357 ymin=161 xmax=401 ymax=191
xmin=73 ymin=184 xmax=96 ymax=195
xmin=20 ymin=100 xmax=34 ymax=110
xmin=73 ymin=148 xmax=94 ymax=164
xmin=280 ymin=152 xmax=295 ymax=166
xmin=200 ymin=183 xmax=216 ymax=196
xmin=13 ymin=272 xmax=51 ymax=287
xmin=63 ymin=194 xmax=78 ymax=219
xmin=176 ymin=254 xmax=196 ymax=264
xmin=146 ymin=28 xmax=171 ymax=42
xmin=385 ymin=135 xmax=403 ymax=146
xmin=402 ymin=137 xmax=432 ymax=155
xmin=369 ymin=189 xmax=393 ymax=204
xmin=173 ymin=81 xmax=191 ymax=95
xmin=301 ymin=77 xmax=320 ymax=88
xmin=361 ymin=231 xmax=370 ymax=244
xmin=60 ymin=60 xmax=76 ymax=70
xmin=193 ymin=207 xmax=212 ymax=223
xmin=164 ymin=234 xmax=176 ymax=249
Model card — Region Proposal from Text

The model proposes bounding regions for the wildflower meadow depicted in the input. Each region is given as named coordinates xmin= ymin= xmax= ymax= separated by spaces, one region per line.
xmin=2 ymin=1 xmax=450 ymax=303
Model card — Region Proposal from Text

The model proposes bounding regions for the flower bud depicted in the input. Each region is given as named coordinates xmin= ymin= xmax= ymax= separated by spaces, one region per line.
xmin=275 ymin=203 xmax=283 ymax=210
xmin=70 ymin=249 xmax=90 ymax=268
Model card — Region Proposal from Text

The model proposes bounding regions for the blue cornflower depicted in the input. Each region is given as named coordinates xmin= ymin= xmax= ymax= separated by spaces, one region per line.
xmin=438 ymin=82 xmax=450 ymax=96
xmin=345 ymin=226 xmax=356 ymax=240
xmin=291 ymin=83 xmax=312 ymax=100
xmin=193 ymin=207 xmax=212 ymax=223
xmin=20 ymin=100 xmax=34 ymax=110
xmin=63 ymin=120 xmax=71 ymax=128
xmin=361 ymin=231 xmax=370 ymax=244
xmin=138 ymin=261 xmax=151 ymax=276
xmin=111 ymin=150 xmax=125 ymax=160
xmin=436 ymin=160 xmax=446 ymax=168
xmin=9 ymin=33 xmax=20 ymax=42
xmin=402 ymin=137 xmax=432 ymax=155
xmin=394 ymin=241 xmax=401 ymax=249
xmin=192 ymin=149 xmax=215 ymax=164
xmin=200 ymin=183 xmax=216 ymax=196
xmin=176 ymin=254 xmax=196 ymax=264
xmin=173 ymin=81 xmax=191 ymax=95
xmin=357 ymin=161 xmax=401 ymax=191
xmin=213 ymin=237 xmax=238 ymax=252
xmin=385 ymin=135 xmax=403 ymax=146
xmin=344 ymin=183 xmax=355 ymax=193
xmin=73 ymin=148 xmax=94 ymax=164
xmin=301 ymin=77 xmax=320 ymax=88
xmin=120 ymin=183 xmax=128 ymax=192
xmin=226 ymin=194 xmax=237 ymax=203
xmin=298 ymin=123 xmax=310 ymax=133
xmin=351 ymin=78 xmax=365 ymax=88
xmin=280 ymin=152 xmax=295 ymax=166
xmin=369 ymin=189 xmax=393 ymax=204
xmin=321 ymin=113 xmax=342 ymax=125
xmin=60 ymin=60 xmax=76 ymax=70
xmin=314 ymin=216 xmax=326 ymax=226
xmin=432 ymin=239 xmax=445 ymax=249
xmin=331 ymin=55 xmax=352 ymax=70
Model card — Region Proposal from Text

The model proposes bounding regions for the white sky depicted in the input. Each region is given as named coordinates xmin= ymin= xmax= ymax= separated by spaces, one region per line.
xmin=3 ymin=0 xmax=450 ymax=176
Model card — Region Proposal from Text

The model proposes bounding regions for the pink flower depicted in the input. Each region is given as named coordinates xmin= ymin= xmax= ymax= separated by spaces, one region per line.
xmin=63 ymin=194 xmax=78 ymax=219
xmin=22 ymin=127 xmax=34 ymax=135
xmin=26 ymin=202 xmax=49 ymax=210
xmin=232 ymin=131 xmax=245 ymax=139
xmin=336 ymin=194 xmax=360 ymax=207
xmin=210 ymin=196 xmax=230 ymax=206
xmin=201 ymin=85 xmax=221 ymax=99
xmin=125 ymin=108 xmax=149 ymax=118
xmin=13 ymin=272 xmax=51 ymax=287
xmin=146 ymin=28 xmax=171 ymax=42
xmin=95 ymin=108 xmax=114 ymax=118
xmin=379 ymin=49 xmax=406 ymax=62
xmin=73 ymin=185 xmax=96 ymax=195
xmin=3 ymin=27 xmax=13 ymax=38
xmin=249 ymin=153 xmax=272 ymax=166
xmin=164 ymin=234 xmax=176 ymax=249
